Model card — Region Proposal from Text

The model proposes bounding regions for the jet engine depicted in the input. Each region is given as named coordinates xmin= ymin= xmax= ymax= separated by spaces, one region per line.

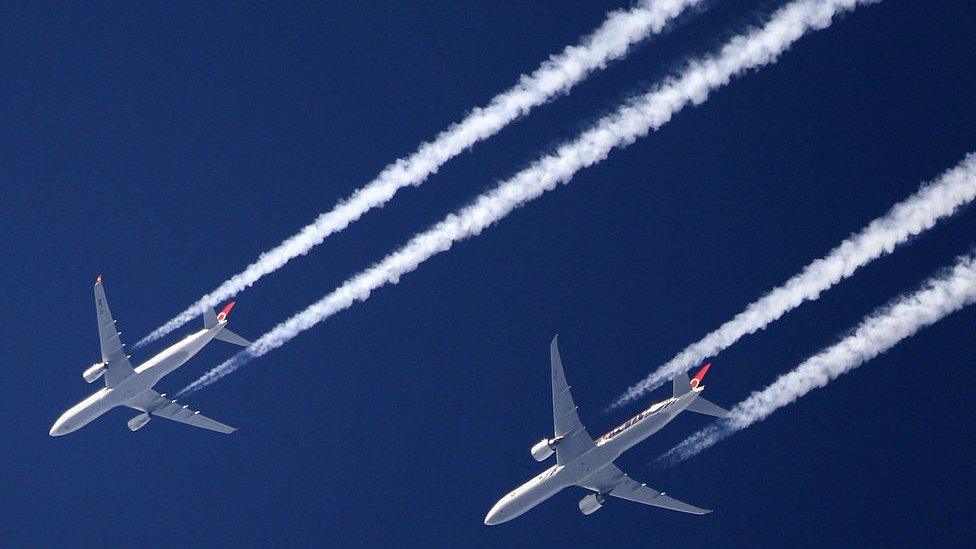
xmin=578 ymin=493 xmax=605 ymax=516
xmin=83 ymin=361 xmax=108 ymax=383
xmin=531 ymin=438 xmax=558 ymax=462
xmin=127 ymin=413 xmax=151 ymax=431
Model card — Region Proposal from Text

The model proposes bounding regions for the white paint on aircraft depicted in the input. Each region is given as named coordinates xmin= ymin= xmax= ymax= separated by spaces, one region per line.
xmin=484 ymin=337 xmax=727 ymax=525
xmin=49 ymin=276 xmax=250 ymax=436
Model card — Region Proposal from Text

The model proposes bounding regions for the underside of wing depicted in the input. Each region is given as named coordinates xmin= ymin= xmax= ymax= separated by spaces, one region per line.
xmin=580 ymin=463 xmax=712 ymax=515
xmin=550 ymin=336 xmax=595 ymax=464
xmin=127 ymin=389 xmax=236 ymax=434
xmin=94 ymin=277 xmax=134 ymax=386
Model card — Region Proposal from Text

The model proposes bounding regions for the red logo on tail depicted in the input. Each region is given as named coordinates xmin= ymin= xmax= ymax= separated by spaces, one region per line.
xmin=690 ymin=362 xmax=711 ymax=389
xmin=216 ymin=301 xmax=236 ymax=322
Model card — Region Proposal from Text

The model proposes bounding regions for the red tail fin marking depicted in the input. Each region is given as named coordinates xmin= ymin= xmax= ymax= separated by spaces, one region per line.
xmin=690 ymin=362 xmax=711 ymax=389
xmin=216 ymin=301 xmax=236 ymax=322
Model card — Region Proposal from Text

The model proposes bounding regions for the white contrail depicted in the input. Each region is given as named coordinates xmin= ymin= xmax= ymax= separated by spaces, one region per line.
xmin=658 ymin=251 xmax=976 ymax=466
xmin=611 ymin=153 xmax=976 ymax=409
xmin=178 ymin=0 xmax=877 ymax=396
xmin=136 ymin=0 xmax=705 ymax=348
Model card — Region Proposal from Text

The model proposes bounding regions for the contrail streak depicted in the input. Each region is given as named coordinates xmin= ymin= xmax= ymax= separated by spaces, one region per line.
xmin=611 ymin=153 xmax=976 ymax=409
xmin=178 ymin=0 xmax=877 ymax=396
xmin=658 ymin=251 xmax=976 ymax=466
xmin=136 ymin=0 xmax=705 ymax=348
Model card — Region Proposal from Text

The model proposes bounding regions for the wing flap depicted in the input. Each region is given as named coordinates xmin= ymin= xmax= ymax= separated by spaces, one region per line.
xmin=550 ymin=336 xmax=594 ymax=464
xmin=94 ymin=278 xmax=134 ymax=386
xmin=579 ymin=463 xmax=712 ymax=515
xmin=127 ymin=389 xmax=236 ymax=434
xmin=610 ymin=475 xmax=712 ymax=515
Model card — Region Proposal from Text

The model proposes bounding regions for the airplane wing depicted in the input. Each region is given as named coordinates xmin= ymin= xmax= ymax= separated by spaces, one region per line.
xmin=580 ymin=463 xmax=712 ymax=515
xmin=94 ymin=276 xmax=134 ymax=387
xmin=550 ymin=336 xmax=595 ymax=465
xmin=126 ymin=389 xmax=236 ymax=434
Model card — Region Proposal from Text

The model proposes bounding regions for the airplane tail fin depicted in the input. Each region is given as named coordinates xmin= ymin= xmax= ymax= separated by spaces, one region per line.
xmin=203 ymin=302 xmax=252 ymax=347
xmin=672 ymin=369 xmax=692 ymax=396
xmin=203 ymin=307 xmax=219 ymax=329
xmin=673 ymin=362 xmax=729 ymax=418
xmin=672 ymin=361 xmax=711 ymax=396
xmin=204 ymin=301 xmax=236 ymax=328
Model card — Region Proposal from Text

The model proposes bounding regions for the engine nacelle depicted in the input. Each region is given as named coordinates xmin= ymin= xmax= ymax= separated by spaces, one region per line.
xmin=127 ymin=413 xmax=151 ymax=431
xmin=531 ymin=438 xmax=557 ymax=462
xmin=578 ymin=493 xmax=605 ymax=516
xmin=83 ymin=361 xmax=108 ymax=383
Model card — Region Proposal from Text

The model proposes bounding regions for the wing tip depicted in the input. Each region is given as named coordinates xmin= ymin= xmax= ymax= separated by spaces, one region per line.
xmin=95 ymin=274 xmax=103 ymax=285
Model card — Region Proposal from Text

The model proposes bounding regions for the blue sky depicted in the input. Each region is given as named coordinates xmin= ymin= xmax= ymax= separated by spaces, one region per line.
xmin=3 ymin=1 xmax=975 ymax=546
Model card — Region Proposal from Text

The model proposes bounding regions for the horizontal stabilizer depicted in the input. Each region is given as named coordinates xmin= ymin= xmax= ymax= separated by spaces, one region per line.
xmin=215 ymin=328 xmax=251 ymax=347
xmin=685 ymin=396 xmax=729 ymax=418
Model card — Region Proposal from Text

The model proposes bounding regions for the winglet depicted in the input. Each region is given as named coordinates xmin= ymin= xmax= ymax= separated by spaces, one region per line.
xmin=689 ymin=362 xmax=711 ymax=389
xmin=216 ymin=301 xmax=236 ymax=322
xmin=95 ymin=274 xmax=103 ymax=285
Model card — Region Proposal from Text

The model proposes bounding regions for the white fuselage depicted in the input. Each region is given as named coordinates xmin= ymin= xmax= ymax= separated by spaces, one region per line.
xmin=484 ymin=387 xmax=703 ymax=525
xmin=49 ymin=326 xmax=222 ymax=436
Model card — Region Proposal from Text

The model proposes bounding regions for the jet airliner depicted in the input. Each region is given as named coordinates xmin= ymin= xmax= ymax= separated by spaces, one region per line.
xmin=485 ymin=336 xmax=728 ymax=525
xmin=50 ymin=276 xmax=250 ymax=436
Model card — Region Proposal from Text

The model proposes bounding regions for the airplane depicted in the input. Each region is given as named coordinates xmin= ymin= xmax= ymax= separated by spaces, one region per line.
xmin=484 ymin=336 xmax=728 ymax=525
xmin=49 ymin=275 xmax=250 ymax=436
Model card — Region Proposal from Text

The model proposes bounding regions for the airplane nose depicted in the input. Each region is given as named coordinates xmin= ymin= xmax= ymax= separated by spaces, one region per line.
xmin=49 ymin=415 xmax=69 ymax=436
xmin=484 ymin=501 xmax=505 ymax=525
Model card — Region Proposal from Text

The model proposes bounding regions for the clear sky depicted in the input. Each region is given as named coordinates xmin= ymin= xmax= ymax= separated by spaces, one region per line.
xmin=3 ymin=1 xmax=975 ymax=546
